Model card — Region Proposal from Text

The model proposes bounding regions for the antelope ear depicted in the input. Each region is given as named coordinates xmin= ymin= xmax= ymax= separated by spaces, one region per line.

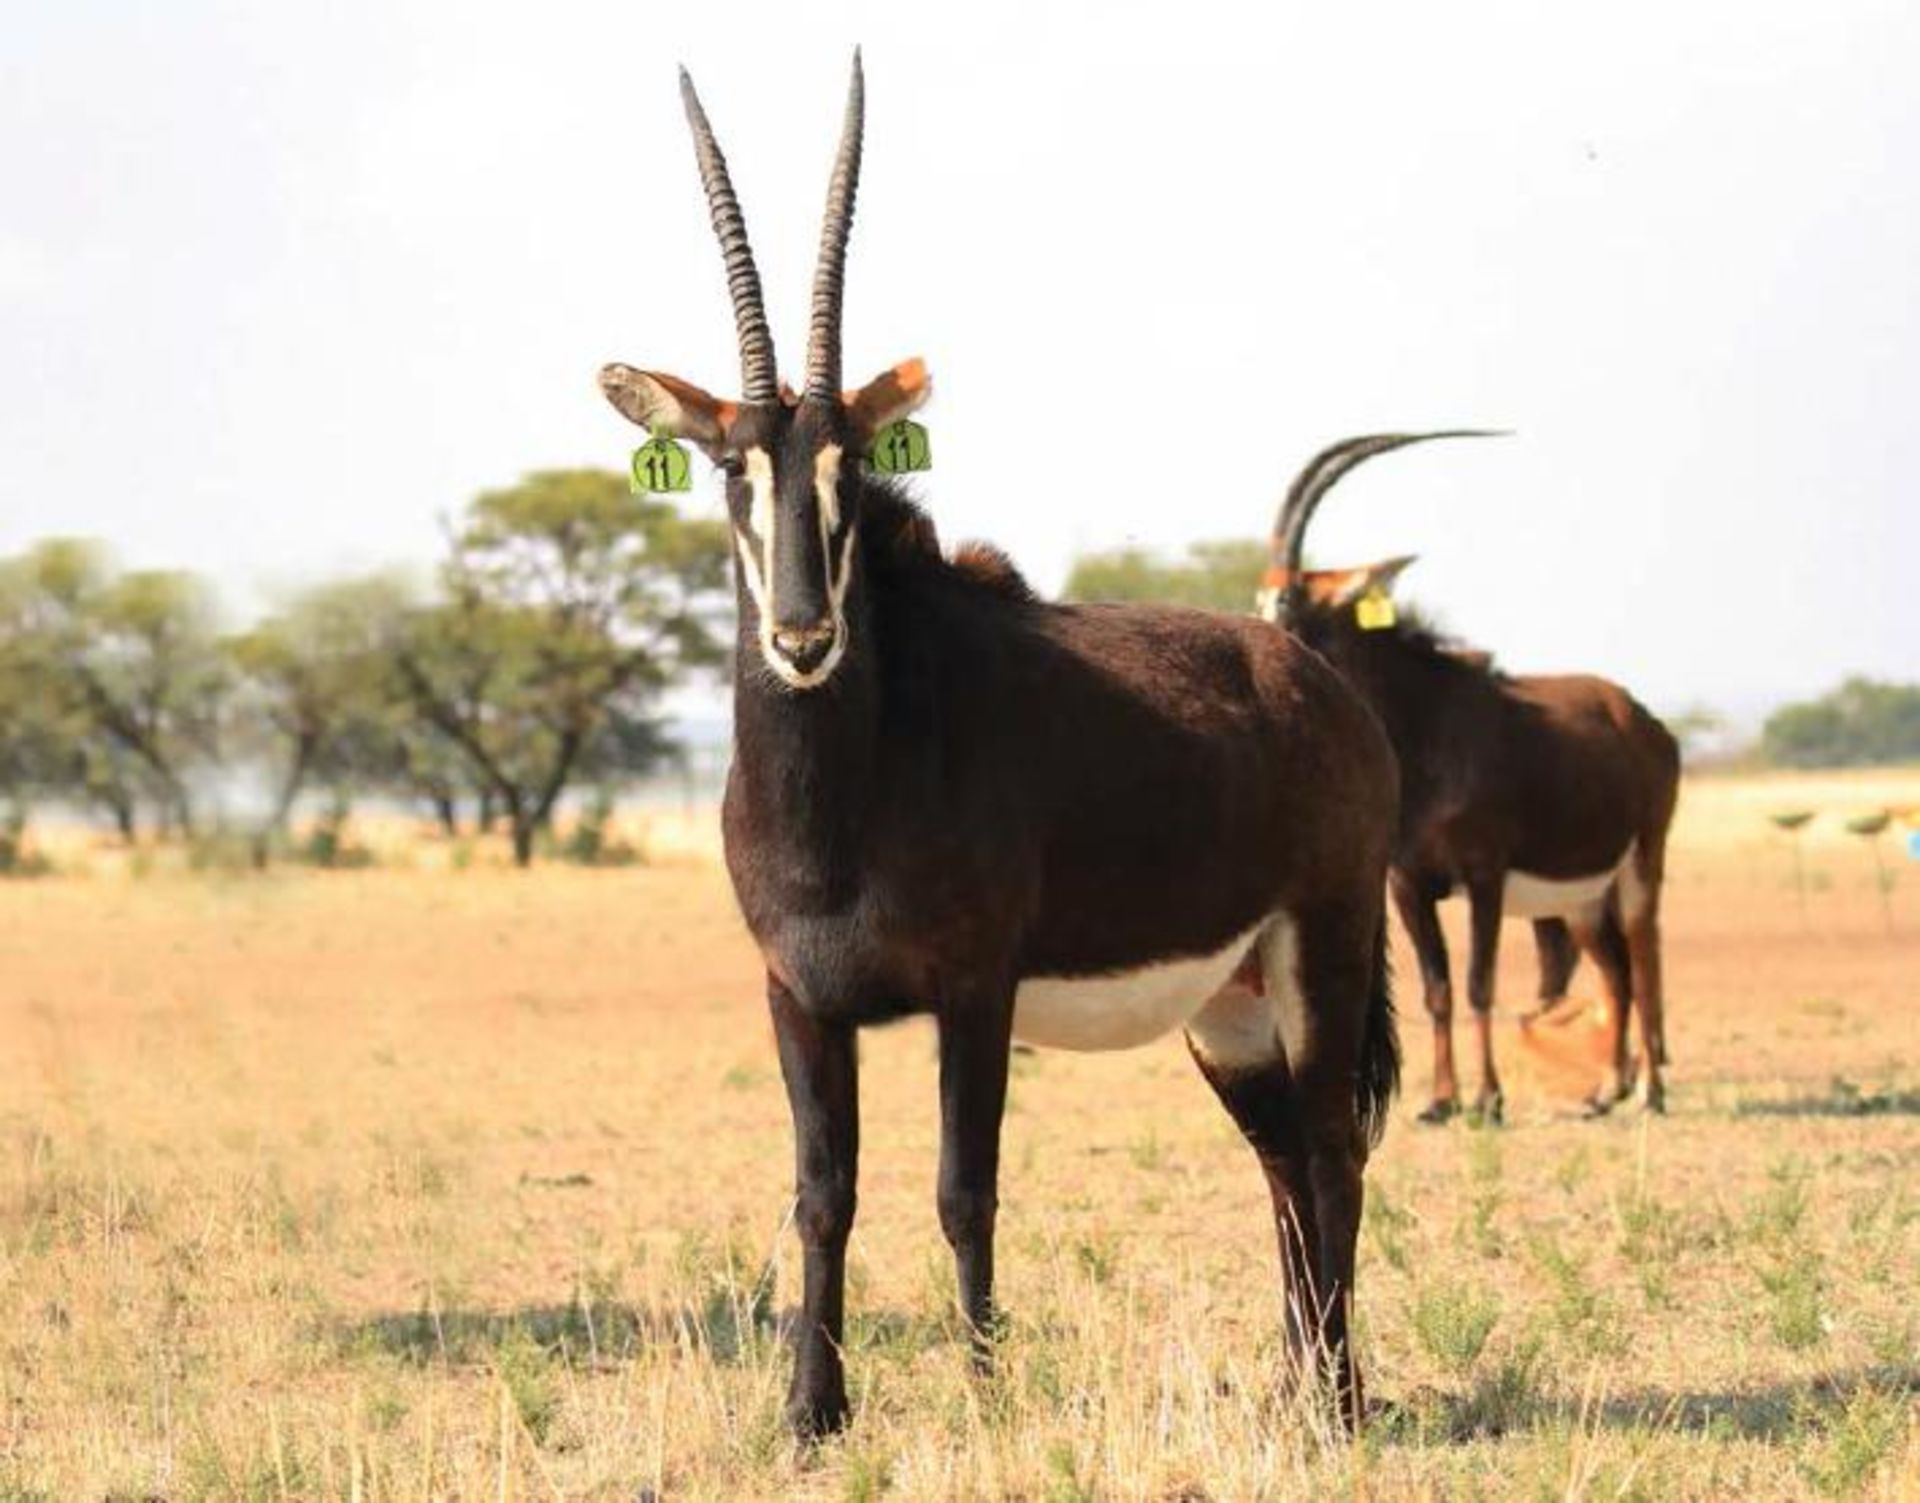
xmin=844 ymin=357 xmax=931 ymax=444
xmin=1323 ymin=555 xmax=1420 ymax=608
xmin=597 ymin=364 xmax=737 ymax=460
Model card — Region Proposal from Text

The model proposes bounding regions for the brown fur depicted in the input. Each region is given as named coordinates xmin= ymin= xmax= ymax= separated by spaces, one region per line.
xmin=1268 ymin=434 xmax=1680 ymax=1120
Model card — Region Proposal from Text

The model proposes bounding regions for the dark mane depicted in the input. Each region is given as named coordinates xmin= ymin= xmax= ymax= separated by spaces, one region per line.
xmin=1298 ymin=597 xmax=1506 ymax=683
xmin=858 ymin=478 xmax=1038 ymax=603
xmin=1384 ymin=604 xmax=1506 ymax=681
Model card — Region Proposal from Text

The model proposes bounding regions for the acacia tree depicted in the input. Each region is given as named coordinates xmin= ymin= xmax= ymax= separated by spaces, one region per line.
xmin=4 ymin=540 xmax=227 ymax=839
xmin=78 ymin=567 xmax=227 ymax=836
xmin=0 ymin=558 xmax=80 ymax=863
xmin=1763 ymin=678 xmax=1920 ymax=768
xmin=225 ymin=572 xmax=416 ymax=859
xmin=395 ymin=470 xmax=730 ymax=866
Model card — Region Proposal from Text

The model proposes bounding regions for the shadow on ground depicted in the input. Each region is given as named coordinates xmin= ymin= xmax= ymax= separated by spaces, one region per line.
xmin=1384 ymin=1364 xmax=1919 ymax=1446
xmin=1732 ymin=1082 xmax=1920 ymax=1118
xmin=331 ymin=1301 xmax=949 ymax=1369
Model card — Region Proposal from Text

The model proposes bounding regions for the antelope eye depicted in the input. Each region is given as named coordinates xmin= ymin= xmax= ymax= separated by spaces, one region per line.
xmin=717 ymin=455 xmax=746 ymax=480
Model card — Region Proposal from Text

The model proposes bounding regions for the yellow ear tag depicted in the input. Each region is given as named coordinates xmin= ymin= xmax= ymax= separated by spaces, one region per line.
xmin=1355 ymin=588 xmax=1397 ymax=631
xmin=629 ymin=436 xmax=692 ymax=494
xmin=868 ymin=418 xmax=931 ymax=474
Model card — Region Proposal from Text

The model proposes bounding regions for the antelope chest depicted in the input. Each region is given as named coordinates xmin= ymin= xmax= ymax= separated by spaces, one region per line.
xmin=1011 ymin=922 xmax=1265 ymax=1053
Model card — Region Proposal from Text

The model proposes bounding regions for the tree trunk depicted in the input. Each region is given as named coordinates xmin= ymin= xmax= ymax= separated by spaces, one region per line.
xmin=269 ymin=738 xmax=314 ymax=834
xmin=0 ymin=802 xmax=26 ymax=873
xmin=510 ymin=816 xmax=536 ymax=868
xmin=165 ymin=780 xmax=196 ymax=841
xmin=477 ymin=786 xmax=497 ymax=833
xmin=94 ymin=787 xmax=137 ymax=844
xmin=429 ymin=790 xmax=459 ymax=839
xmin=254 ymin=737 xmax=315 ymax=869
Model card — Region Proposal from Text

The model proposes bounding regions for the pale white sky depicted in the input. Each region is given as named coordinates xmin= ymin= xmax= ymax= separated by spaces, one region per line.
xmin=3 ymin=1 xmax=1915 ymax=722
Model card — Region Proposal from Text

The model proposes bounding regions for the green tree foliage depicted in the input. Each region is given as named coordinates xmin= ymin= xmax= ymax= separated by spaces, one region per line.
xmin=225 ymin=572 xmax=416 ymax=858
xmin=0 ymin=475 xmax=730 ymax=863
xmin=1761 ymin=677 xmax=1920 ymax=769
xmin=393 ymin=470 xmax=731 ymax=866
xmin=1061 ymin=538 xmax=1268 ymax=612
xmin=0 ymin=559 xmax=82 ymax=862
xmin=4 ymin=540 xmax=226 ymax=838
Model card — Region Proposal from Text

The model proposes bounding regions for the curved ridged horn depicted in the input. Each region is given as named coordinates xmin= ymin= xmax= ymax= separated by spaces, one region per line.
xmin=679 ymin=68 xmax=779 ymax=404
xmin=804 ymin=50 xmax=866 ymax=402
xmin=1275 ymin=430 xmax=1510 ymax=578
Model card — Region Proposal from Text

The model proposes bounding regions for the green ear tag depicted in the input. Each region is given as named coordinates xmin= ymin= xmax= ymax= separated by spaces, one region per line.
xmin=1355 ymin=587 xmax=1397 ymax=631
xmin=868 ymin=418 xmax=931 ymax=474
xmin=629 ymin=436 xmax=693 ymax=494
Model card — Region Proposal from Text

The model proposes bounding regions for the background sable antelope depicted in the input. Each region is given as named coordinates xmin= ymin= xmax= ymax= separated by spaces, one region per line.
xmin=1258 ymin=433 xmax=1680 ymax=1120
xmin=597 ymin=58 xmax=1404 ymax=1436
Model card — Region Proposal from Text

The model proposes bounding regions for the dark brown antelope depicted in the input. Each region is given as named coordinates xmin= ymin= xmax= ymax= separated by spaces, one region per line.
xmin=597 ymin=57 xmax=1402 ymax=1436
xmin=1257 ymin=434 xmax=1679 ymax=1122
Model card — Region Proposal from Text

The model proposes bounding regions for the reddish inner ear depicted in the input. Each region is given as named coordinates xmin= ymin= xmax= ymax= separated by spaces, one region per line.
xmin=845 ymin=357 xmax=930 ymax=436
xmin=1301 ymin=568 xmax=1367 ymax=605
xmin=642 ymin=370 xmax=738 ymax=439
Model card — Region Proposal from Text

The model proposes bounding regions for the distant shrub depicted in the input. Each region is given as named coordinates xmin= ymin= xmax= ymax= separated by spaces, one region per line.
xmin=300 ymin=800 xmax=375 ymax=869
xmin=0 ymin=811 xmax=53 ymax=877
xmin=562 ymin=789 xmax=640 ymax=867
xmin=1762 ymin=677 xmax=1920 ymax=768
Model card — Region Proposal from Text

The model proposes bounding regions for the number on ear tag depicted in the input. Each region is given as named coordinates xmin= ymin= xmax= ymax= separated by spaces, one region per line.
xmin=629 ymin=437 xmax=692 ymax=494
xmin=1355 ymin=588 xmax=1397 ymax=631
xmin=868 ymin=418 xmax=931 ymax=474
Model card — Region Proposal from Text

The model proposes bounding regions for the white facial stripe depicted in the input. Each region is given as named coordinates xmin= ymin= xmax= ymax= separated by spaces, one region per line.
xmin=745 ymin=448 xmax=774 ymax=544
xmin=734 ymin=532 xmax=769 ymax=615
xmin=814 ymin=444 xmax=842 ymax=532
xmin=760 ymin=521 xmax=857 ymax=691
xmin=734 ymin=446 xmax=775 ymax=631
xmin=729 ymin=442 xmax=858 ymax=693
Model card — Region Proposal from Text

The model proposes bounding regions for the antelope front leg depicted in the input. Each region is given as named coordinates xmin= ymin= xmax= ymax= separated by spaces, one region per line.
xmin=1391 ymin=873 xmax=1459 ymax=1123
xmin=936 ymin=986 xmax=1015 ymax=1367
xmin=768 ymin=977 xmax=859 ymax=1438
xmin=1464 ymin=879 xmax=1506 ymax=1123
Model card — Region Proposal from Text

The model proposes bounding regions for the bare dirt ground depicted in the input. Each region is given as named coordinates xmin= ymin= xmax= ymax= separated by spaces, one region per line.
xmin=1 ymin=770 xmax=1916 ymax=1498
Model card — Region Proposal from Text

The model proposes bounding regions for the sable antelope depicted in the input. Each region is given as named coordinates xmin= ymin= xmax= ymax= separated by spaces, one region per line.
xmin=597 ymin=57 xmax=1401 ymax=1436
xmin=1258 ymin=434 xmax=1679 ymax=1121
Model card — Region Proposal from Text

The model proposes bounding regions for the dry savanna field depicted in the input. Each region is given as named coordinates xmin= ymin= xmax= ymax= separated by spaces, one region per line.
xmin=2 ymin=770 xmax=1917 ymax=1500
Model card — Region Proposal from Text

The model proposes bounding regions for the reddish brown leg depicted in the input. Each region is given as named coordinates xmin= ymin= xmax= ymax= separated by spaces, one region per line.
xmin=1624 ymin=898 xmax=1668 ymax=1112
xmin=1569 ymin=903 xmax=1635 ymax=1112
xmin=1391 ymin=873 xmax=1458 ymax=1123
xmin=1464 ymin=878 xmax=1505 ymax=1123
xmin=1531 ymin=918 xmax=1580 ymax=1016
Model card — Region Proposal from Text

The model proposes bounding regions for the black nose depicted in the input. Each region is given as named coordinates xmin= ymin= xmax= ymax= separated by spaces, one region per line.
xmin=771 ymin=621 xmax=837 ymax=674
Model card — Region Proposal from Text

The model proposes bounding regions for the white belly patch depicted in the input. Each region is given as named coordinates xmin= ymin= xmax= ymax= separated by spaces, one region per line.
xmin=1012 ymin=921 xmax=1266 ymax=1053
xmin=1501 ymin=840 xmax=1640 ymax=920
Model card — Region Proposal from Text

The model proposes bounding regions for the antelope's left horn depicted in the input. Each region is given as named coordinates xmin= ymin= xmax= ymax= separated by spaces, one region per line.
xmin=803 ymin=50 xmax=866 ymax=402
xmin=679 ymin=67 xmax=781 ymax=405
xmin=1275 ymin=430 xmax=1510 ymax=580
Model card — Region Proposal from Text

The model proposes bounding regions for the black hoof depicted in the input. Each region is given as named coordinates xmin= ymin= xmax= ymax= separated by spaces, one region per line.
xmin=1468 ymin=1095 xmax=1505 ymax=1127
xmin=1416 ymin=1099 xmax=1460 ymax=1126
xmin=1579 ymin=1092 xmax=1616 ymax=1120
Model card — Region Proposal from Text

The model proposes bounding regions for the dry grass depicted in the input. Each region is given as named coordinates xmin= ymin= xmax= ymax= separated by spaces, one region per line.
xmin=1 ymin=771 xmax=1916 ymax=1499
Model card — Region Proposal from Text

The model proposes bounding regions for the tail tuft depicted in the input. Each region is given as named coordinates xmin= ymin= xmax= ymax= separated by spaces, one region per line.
xmin=1357 ymin=916 xmax=1401 ymax=1147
